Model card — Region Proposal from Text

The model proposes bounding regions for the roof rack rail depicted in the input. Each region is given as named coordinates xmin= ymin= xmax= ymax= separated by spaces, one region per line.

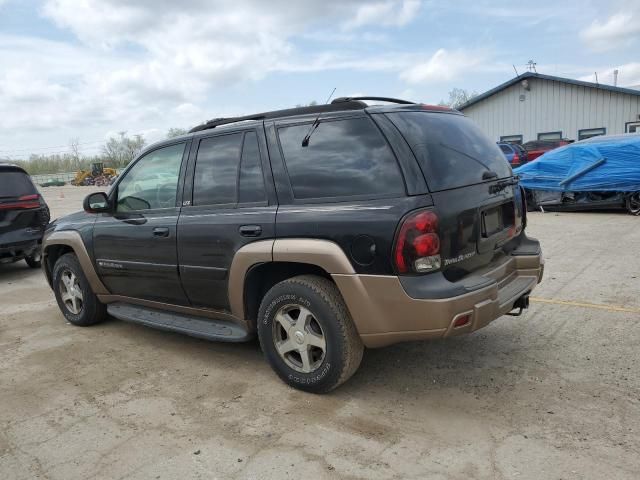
xmin=189 ymin=100 xmax=368 ymax=133
xmin=331 ymin=96 xmax=416 ymax=105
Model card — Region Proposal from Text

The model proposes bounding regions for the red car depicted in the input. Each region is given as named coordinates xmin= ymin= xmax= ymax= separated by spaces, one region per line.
xmin=523 ymin=139 xmax=573 ymax=161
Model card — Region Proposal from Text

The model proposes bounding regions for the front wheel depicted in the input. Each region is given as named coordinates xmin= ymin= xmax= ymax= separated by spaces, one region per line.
xmin=52 ymin=253 xmax=107 ymax=326
xmin=257 ymin=275 xmax=363 ymax=393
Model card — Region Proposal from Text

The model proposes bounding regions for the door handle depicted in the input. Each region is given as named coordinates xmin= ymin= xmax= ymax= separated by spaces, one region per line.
xmin=239 ymin=225 xmax=262 ymax=237
xmin=153 ymin=227 xmax=170 ymax=238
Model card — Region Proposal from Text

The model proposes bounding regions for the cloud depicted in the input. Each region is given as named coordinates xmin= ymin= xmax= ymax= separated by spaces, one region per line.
xmin=38 ymin=0 xmax=424 ymax=99
xmin=579 ymin=63 xmax=640 ymax=88
xmin=399 ymin=48 xmax=486 ymax=84
xmin=344 ymin=0 xmax=421 ymax=29
xmin=0 ymin=0 xmax=430 ymax=155
xmin=581 ymin=7 xmax=640 ymax=52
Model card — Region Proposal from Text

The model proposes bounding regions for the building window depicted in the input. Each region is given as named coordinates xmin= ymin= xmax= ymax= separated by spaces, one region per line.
xmin=626 ymin=122 xmax=640 ymax=134
xmin=537 ymin=131 xmax=562 ymax=141
xmin=578 ymin=127 xmax=606 ymax=140
xmin=500 ymin=135 xmax=523 ymax=143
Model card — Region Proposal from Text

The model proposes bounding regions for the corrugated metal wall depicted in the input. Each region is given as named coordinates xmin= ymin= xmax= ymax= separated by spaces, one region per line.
xmin=461 ymin=77 xmax=640 ymax=142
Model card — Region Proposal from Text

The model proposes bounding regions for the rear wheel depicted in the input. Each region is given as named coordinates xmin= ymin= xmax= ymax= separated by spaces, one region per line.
xmin=24 ymin=251 xmax=41 ymax=268
xmin=626 ymin=192 xmax=640 ymax=216
xmin=52 ymin=253 xmax=107 ymax=326
xmin=257 ymin=275 xmax=363 ymax=393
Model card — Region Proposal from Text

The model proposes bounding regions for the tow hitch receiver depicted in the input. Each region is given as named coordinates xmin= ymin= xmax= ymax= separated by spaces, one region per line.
xmin=506 ymin=295 xmax=530 ymax=317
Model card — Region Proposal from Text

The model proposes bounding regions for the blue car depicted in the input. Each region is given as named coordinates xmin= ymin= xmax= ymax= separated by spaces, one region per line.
xmin=497 ymin=142 xmax=527 ymax=167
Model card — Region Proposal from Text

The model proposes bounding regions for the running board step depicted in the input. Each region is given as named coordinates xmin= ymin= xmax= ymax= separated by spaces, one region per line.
xmin=107 ymin=303 xmax=252 ymax=342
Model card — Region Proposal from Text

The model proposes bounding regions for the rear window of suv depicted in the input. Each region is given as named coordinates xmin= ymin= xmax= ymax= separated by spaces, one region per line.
xmin=277 ymin=117 xmax=405 ymax=200
xmin=0 ymin=171 xmax=37 ymax=197
xmin=386 ymin=112 xmax=512 ymax=191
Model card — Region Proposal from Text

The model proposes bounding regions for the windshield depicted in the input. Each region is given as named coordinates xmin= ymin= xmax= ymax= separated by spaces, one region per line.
xmin=386 ymin=112 xmax=512 ymax=191
xmin=0 ymin=171 xmax=37 ymax=198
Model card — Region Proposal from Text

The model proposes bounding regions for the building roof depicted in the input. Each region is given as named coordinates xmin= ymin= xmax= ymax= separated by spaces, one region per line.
xmin=458 ymin=72 xmax=640 ymax=110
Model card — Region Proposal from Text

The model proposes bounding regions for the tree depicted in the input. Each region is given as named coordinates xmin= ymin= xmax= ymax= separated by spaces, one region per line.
xmin=102 ymin=131 xmax=146 ymax=168
xmin=167 ymin=127 xmax=188 ymax=139
xmin=69 ymin=138 xmax=81 ymax=163
xmin=439 ymin=88 xmax=478 ymax=109
xmin=295 ymin=100 xmax=319 ymax=107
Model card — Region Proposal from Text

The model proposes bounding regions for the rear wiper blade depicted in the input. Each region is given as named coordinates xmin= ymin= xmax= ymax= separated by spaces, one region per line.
xmin=438 ymin=142 xmax=494 ymax=174
xmin=301 ymin=118 xmax=320 ymax=147
xmin=489 ymin=176 xmax=520 ymax=194
xmin=301 ymin=87 xmax=336 ymax=147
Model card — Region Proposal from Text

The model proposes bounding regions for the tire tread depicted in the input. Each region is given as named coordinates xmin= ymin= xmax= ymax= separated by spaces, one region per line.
xmin=52 ymin=253 xmax=107 ymax=327
xmin=258 ymin=274 xmax=363 ymax=393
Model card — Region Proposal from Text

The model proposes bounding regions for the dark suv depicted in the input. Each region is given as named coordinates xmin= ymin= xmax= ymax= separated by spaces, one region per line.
xmin=1 ymin=164 xmax=50 ymax=267
xmin=42 ymin=97 xmax=543 ymax=393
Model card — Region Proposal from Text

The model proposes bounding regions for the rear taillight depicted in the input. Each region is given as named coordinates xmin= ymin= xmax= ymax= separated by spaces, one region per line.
xmin=512 ymin=152 xmax=520 ymax=166
xmin=394 ymin=209 xmax=441 ymax=274
xmin=0 ymin=194 xmax=41 ymax=210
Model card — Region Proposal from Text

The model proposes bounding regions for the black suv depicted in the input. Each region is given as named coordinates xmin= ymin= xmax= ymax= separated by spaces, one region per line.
xmin=1 ymin=164 xmax=50 ymax=267
xmin=42 ymin=97 xmax=543 ymax=393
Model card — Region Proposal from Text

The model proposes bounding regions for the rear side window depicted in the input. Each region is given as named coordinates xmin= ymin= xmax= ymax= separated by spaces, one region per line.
xmin=499 ymin=144 xmax=512 ymax=154
xmin=193 ymin=133 xmax=243 ymax=205
xmin=0 ymin=171 xmax=37 ymax=197
xmin=277 ymin=117 xmax=405 ymax=200
xmin=238 ymin=132 xmax=266 ymax=203
xmin=387 ymin=112 xmax=512 ymax=191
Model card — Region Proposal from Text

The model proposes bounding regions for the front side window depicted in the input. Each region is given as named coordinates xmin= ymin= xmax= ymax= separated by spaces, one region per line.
xmin=193 ymin=133 xmax=243 ymax=206
xmin=116 ymin=143 xmax=185 ymax=211
xmin=277 ymin=117 xmax=405 ymax=200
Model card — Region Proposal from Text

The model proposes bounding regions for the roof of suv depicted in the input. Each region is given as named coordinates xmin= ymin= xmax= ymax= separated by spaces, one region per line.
xmin=188 ymin=97 xmax=460 ymax=134
xmin=137 ymin=98 xmax=462 ymax=159
xmin=0 ymin=163 xmax=29 ymax=174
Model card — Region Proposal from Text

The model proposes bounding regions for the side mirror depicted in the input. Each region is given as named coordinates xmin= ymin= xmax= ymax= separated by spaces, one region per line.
xmin=83 ymin=192 xmax=111 ymax=213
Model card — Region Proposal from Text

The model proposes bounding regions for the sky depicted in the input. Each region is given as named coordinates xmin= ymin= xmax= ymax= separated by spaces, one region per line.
xmin=0 ymin=0 xmax=638 ymax=160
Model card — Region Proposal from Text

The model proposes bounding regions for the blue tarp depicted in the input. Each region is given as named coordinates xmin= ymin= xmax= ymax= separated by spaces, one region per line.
xmin=514 ymin=134 xmax=640 ymax=192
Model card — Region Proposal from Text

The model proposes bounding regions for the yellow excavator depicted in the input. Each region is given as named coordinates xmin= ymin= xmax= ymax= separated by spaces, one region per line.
xmin=72 ymin=162 xmax=117 ymax=186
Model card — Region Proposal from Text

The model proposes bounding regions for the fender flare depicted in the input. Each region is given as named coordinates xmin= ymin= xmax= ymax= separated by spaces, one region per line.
xmin=228 ymin=238 xmax=356 ymax=321
xmin=42 ymin=230 xmax=110 ymax=295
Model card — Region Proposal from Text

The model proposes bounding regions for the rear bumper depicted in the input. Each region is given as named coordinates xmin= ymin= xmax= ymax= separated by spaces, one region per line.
xmin=0 ymin=239 xmax=40 ymax=263
xmin=333 ymin=242 xmax=543 ymax=348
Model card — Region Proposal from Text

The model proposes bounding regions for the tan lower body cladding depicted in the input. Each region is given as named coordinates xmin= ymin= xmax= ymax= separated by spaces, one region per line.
xmin=44 ymin=233 xmax=542 ymax=348
xmin=333 ymin=253 xmax=543 ymax=348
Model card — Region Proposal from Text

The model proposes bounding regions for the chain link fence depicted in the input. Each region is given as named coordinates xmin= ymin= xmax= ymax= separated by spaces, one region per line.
xmin=31 ymin=170 xmax=123 ymax=186
xmin=31 ymin=172 xmax=77 ymax=185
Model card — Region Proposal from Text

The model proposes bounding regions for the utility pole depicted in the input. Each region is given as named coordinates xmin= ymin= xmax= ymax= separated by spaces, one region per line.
xmin=526 ymin=60 xmax=537 ymax=73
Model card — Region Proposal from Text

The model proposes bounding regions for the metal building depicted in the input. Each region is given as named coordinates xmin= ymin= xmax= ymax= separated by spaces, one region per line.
xmin=458 ymin=72 xmax=640 ymax=143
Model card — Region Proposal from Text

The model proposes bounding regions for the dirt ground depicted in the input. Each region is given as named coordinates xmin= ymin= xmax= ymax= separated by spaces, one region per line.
xmin=1 ymin=185 xmax=639 ymax=479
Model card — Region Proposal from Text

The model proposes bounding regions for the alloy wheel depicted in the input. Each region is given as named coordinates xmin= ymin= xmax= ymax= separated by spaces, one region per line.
xmin=626 ymin=193 xmax=640 ymax=216
xmin=272 ymin=304 xmax=326 ymax=373
xmin=59 ymin=269 xmax=84 ymax=315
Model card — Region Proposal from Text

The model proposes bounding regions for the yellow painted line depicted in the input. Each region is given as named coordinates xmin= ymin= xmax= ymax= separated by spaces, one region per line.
xmin=530 ymin=296 xmax=640 ymax=314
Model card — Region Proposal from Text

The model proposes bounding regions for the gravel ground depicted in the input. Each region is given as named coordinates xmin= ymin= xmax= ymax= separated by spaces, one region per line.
xmin=1 ymin=185 xmax=639 ymax=479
